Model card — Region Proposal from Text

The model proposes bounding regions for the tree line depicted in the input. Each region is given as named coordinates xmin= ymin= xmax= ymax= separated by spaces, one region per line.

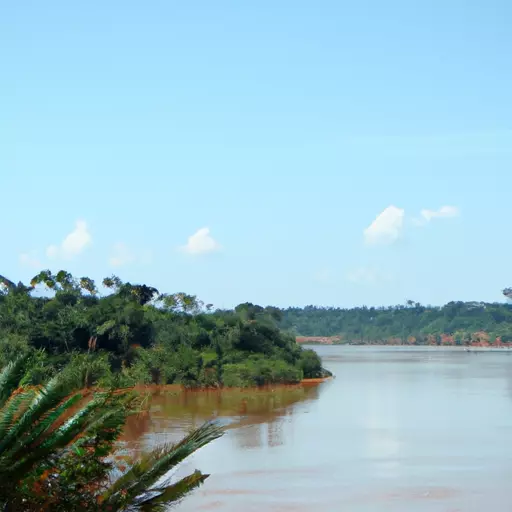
xmin=279 ymin=297 xmax=512 ymax=344
xmin=0 ymin=270 xmax=325 ymax=388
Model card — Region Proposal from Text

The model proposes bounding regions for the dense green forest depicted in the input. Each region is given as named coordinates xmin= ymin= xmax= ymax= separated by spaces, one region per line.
xmin=279 ymin=298 xmax=512 ymax=344
xmin=0 ymin=270 xmax=325 ymax=388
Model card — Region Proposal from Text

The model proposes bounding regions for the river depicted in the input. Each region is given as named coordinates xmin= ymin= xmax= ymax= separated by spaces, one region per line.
xmin=121 ymin=346 xmax=512 ymax=511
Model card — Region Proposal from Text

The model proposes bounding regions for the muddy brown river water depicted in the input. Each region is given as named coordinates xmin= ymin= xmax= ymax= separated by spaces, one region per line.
xmin=121 ymin=346 xmax=512 ymax=511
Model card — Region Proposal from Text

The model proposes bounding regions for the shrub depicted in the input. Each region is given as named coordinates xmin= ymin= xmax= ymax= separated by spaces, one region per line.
xmin=299 ymin=349 xmax=323 ymax=378
xmin=221 ymin=357 xmax=301 ymax=387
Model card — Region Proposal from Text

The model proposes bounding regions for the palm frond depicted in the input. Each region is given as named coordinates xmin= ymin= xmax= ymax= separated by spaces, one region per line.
xmin=0 ymin=387 xmax=37 ymax=442
xmin=101 ymin=421 xmax=223 ymax=507
xmin=0 ymin=354 xmax=223 ymax=511
xmin=69 ymin=392 xmax=138 ymax=457
xmin=137 ymin=470 xmax=209 ymax=511
xmin=0 ymin=355 xmax=30 ymax=408
xmin=0 ymin=373 xmax=71 ymax=455
xmin=0 ymin=392 xmax=83 ymax=464
xmin=2 ymin=391 xmax=114 ymax=479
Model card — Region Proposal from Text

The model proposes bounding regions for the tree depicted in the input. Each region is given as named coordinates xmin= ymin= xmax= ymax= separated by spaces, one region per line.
xmin=158 ymin=292 xmax=203 ymax=314
xmin=30 ymin=269 xmax=58 ymax=290
xmin=0 ymin=275 xmax=33 ymax=296
xmin=0 ymin=356 xmax=224 ymax=511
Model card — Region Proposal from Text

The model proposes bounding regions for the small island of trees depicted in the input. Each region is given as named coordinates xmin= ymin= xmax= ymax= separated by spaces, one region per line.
xmin=0 ymin=270 xmax=325 ymax=388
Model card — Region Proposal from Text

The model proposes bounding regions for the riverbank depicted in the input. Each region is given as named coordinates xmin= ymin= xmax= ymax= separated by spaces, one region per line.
xmin=318 ymin=345 xmax=512 ymax=352
xmin=301 ymin=376 xmax=333 ymax=384
xmin=299 ymin=338 xmax=512 ymax=350
xmin=130 ymin=375 xmax=333 ymax=394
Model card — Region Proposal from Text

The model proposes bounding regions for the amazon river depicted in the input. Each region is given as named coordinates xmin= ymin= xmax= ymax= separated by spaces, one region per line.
xmin=121 ymin=346 xmax=512 ymax=511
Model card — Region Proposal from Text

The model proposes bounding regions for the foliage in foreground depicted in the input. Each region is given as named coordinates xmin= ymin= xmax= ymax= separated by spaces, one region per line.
xmin=0 ymin=271 xmax=324 ymax=387
xmin=0 ymin=356 xmax=224 ymax=511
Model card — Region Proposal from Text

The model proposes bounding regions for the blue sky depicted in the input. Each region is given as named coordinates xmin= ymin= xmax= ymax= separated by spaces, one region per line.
xmin=1 ymin=1 xmax=511 ymax=308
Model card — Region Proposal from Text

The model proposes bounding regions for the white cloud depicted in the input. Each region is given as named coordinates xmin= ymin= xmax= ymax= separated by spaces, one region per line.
xmin=19 ymin=252 xmax=41 ymax=269
xmin=181 ymin=227 xmax=220 ymax=255
xmin=413 ymin=206 xmax=460 ymax=226
xmin=363 ymin=205 xmax=405 ymax=246
xmin=346 ymin=266 xmax=392 ymax=285
xmin=47 ymin=220 xmax=92 ymax=259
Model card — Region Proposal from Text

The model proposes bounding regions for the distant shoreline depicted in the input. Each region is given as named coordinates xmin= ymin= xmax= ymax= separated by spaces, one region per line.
xmin=302 ymin=343 xmax=512 ymax=352
xmin=296 ymin=335 xmax=512 ymax=349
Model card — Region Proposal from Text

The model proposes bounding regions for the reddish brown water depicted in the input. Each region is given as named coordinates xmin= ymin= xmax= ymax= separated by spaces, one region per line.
xmin=121 ymin=384 xmax=321 ymax=450
xmin=120 ymin=346 xmax=512 ymax=511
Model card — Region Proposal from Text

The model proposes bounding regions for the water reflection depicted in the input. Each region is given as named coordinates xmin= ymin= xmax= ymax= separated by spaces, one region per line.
xmin=231 ymin=416 xmax=288 ymax=450
xmin=121 ymin=384 xmax=321 ymax=455
xmin=118 ymin=347 xmax=512 ymax=512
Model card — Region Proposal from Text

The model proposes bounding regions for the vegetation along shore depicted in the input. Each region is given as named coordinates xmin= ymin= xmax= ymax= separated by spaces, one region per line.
xmin=0 ymin=270 xmax=328 ymax=389
xmin=284 ymin=295 xmax=512 ymax=346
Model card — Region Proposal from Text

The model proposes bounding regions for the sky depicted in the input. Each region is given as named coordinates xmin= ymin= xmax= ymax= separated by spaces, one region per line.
xmin=1 ymin=1 xmax=511 ymax=309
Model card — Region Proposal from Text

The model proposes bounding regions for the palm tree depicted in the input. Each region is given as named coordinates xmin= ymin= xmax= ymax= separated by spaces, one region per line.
xmin=0 ymin=356 xmax=223 ymax=510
